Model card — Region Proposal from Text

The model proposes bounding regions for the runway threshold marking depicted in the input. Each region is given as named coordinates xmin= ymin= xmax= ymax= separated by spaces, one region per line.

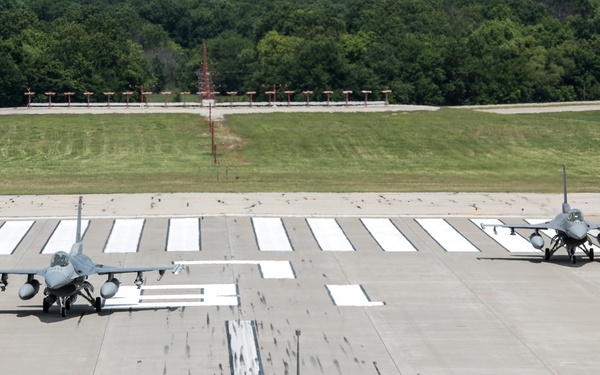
xmin=361 ymin=218 xmax=417 ymax=252
xmin=227 ymin=320 xmax=264 ymax=375
xmin=104 ymin=219 xmax=145 ymax=253
xmin=175 ymin=260 xmax=296 ymax=279
xmin=416 ymin=218 xmax=479 ymax=252
xmin=0 ymin=221 xmax=35 ymax=255
xmin=103 ymin=284 xmax=239 ymax=308
xmin=326 ymin=285 xmax=385 ymax=306
xmin=166 ymin=218 xmax=200 ymax=252
xmin=471 ymin=219 xmax=540 ymax=253
xmin=252 ymin=217 xmax=293 ymax=251
xmin=306 ymin=218 xmax=354 ymax=251
xmin=42 ymin=219 xmax=90 ymax=254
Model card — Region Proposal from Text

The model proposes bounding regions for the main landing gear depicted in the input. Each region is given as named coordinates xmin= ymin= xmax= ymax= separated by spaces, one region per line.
xmin=43 ymin=281 xmax=103 ymax=317
xmin=544 ymin=244 xmax=594 ymax=264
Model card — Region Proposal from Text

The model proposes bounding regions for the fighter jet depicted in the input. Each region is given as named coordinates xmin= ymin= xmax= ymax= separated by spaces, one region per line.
xmin=0 ymin=196 xmax=183 ymax=317
xmin=481 ymin=165 xmax=600 ymax=264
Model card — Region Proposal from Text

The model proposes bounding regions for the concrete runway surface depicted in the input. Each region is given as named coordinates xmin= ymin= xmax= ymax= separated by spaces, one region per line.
xmin=0 ymin=193 xmax=599 ymax=374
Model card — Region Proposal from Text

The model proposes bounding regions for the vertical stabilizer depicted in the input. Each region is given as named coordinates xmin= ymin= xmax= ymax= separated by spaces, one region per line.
xmin=76 ymin=196 xmax=83 ymax=243
xmin=562 ymin=164 xmax=571 ymax=213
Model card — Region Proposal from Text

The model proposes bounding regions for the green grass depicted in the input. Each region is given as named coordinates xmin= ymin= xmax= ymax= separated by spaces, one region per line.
xmin=0 ymin=109 xmax=600 ymax=194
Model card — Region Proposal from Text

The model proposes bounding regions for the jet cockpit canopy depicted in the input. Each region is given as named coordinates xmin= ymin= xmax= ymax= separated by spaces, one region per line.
xmin=50 ymin=251 xmax=70 ymax=267
xmin=568 ymin=209 xmax=584 ymax=222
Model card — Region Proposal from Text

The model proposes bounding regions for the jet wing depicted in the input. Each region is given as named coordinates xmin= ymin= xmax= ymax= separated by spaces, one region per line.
xmin=480 ymin=221 xmax=560 ymax=233
xmin=0 ymin=268 xmax=47 ymax=276
xmin=94 ymin=264 xmax=182 ymax=276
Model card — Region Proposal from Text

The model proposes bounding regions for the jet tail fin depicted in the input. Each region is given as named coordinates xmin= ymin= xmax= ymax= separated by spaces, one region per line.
xmin=76 ymin=195 xmax=83 ymax=243
xmin=562 ymin=164 xmax=571 ymax=213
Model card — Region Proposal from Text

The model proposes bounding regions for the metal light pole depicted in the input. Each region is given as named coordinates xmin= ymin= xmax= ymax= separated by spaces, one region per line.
xmin=265 ymin=91 xmax=275 ymax=106
xmin=83 ymin=92 xmax=94 ymax=107
xmin=343 ymin=90 xmax=352 ymax=106
xmin=323 ymin=90 xmax=333 ymax=107
xmin=361 ymin=90 xmax=372 ymax=106
xmin=302 ymin=91 xmax=313 ymax=106
xmin=103 ymin=92 xmax=115 ymax=107
xmin=44 ymin=92 xmax=56 ymax=107
xmin=180 ymin=91 xmax=190 ymax=107
xmin=295 ymin=329 xmax=301 ymax=375
xmin=161 ymin=91 xmax=172 ymax=107
xmin=246 ymin=91 xmax=256 ymax=107
xmin=122 ymin=91 xmax=133 ymax=108
xmin=284 ymin=90 xmax=294 ymax=107
xmin=64 ymin=92 xmax=75 ymax=108
xmin=226 ymin=91 xmax=237 ymax=107
xmin=381 ymin=89 xmax=392 ymax=106
xmin=24 ymin=89 xmax=35 ymax=108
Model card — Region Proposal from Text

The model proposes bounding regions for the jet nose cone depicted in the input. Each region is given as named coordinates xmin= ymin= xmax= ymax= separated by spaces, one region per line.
xmin=45 ymin=270 xmax=69 ymax=289
xmin=568 ymin=224 xmax=588 ymax=240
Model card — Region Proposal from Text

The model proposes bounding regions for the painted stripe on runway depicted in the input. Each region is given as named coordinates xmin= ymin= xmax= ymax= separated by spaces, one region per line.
xmin=252 ymin=217 xmax=293 ymax=251
xmin=416 ymin=218 xmax=479 ymax=252
xmin=103 ymin=284 xmax=238 ymax=308
xmin=166 ymin=218 xmax=200 ymax=252
xmin=326 ymin=285 xmax=385 ymax=306
xmin=175 ymin=260 xmax=296 ymax=279
xmin=472 ymin=219 xmax=541 ymax=253
xmin=42 ymin=220 xmax=90 ymax=254
xmin=306 ymin=218 xmax=354 ymax=251
xmin=227 ymin=320 xmax=264 ymax=375
xmin=104 ymin=219 xmax=145 ymax=253
xmin=361 ymin=218 xmax=417 ymax=252
xmin=0 ymin=221 xmax=35 ymax=255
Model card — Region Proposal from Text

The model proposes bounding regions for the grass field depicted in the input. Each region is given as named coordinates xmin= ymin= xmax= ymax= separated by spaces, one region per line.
xmin=0 ymin=109 xmax=599 ymax=194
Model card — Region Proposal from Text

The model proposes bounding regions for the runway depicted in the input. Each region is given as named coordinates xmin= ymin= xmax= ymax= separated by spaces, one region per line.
xmin=0 ymin=193 xmax=599 ymax=374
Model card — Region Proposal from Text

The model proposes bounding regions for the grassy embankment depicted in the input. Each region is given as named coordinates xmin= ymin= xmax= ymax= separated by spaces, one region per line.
xmin=0 ymin=109 xmax=599 ymax=194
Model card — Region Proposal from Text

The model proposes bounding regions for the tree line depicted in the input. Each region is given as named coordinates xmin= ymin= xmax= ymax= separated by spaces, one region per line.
xmin=1 ymin=0 xmax=599 ymax=107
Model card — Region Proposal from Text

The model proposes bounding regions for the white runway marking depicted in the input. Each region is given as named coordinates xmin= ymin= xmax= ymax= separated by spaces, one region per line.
xmin=166 ymin=218 xmax=200 ymax=252
xmin=104 ymin=219 xmax=145 ymax=253
xmin=42 ymin=219 xmax=90 ymax=254
xmin=361 ymin=218 xmax=417 ymax=252
xmin=306 ymin=218 xmax=354 ymax=251
xmin=175 ymin=260 xmax=296 ymax=279
xmin=0 ymin=221 xmax=35 ymax=255
xmin=227 ymin=320 xmax=263 ymax=375
xmin=103 ymin=284 xmax=238 ymax=308
xmin=472 ymin=219 xmax=540 ymax=253
xmin=252 ymin=217 xmax=293 ymax=251
xmin=326 ymin=285 xmax=385 ymax=307
xmin=416 ymin=218 xmax=479 ymax=252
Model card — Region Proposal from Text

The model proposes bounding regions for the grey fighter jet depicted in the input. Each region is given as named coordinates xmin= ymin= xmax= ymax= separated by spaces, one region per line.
xmin=481 ymin=165 xmax=600 ymax=264
xmin=0 ymin=196 xmax=183 ymax=317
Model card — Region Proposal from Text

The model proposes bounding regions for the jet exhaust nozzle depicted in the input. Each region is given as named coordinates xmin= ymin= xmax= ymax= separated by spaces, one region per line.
xmin=18 ymin=279 xmax=40 ymax=300
xmin=100 ymin=278 xmax=120 ymax=299
xmin=529 ymin=233 xmax=545 ymax=249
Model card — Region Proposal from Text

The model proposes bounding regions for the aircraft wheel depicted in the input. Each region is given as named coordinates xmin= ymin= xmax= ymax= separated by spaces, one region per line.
xmin=572 ymin=255 xmax=577 ymax=264
xmin=544 ymin=248 xmax=550 ymax=261
xmin=60 ymin=306 xmax=66 ymax=317
xmin=590 ymin=248 xmax=594 ymax=261
xmin=95 ymin=297 xmax=102 ymax=313
xmin=65 ymin=299 xmax=72 ymax=311
xmin=42 ymin=299 xmax=50 ymax=313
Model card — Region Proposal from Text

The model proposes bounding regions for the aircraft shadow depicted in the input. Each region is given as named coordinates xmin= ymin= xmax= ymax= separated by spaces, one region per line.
xmin=0 ymin=305 xmax=180 ymax=323
xmin=477 ymin=254 xmax=594 ymax=268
